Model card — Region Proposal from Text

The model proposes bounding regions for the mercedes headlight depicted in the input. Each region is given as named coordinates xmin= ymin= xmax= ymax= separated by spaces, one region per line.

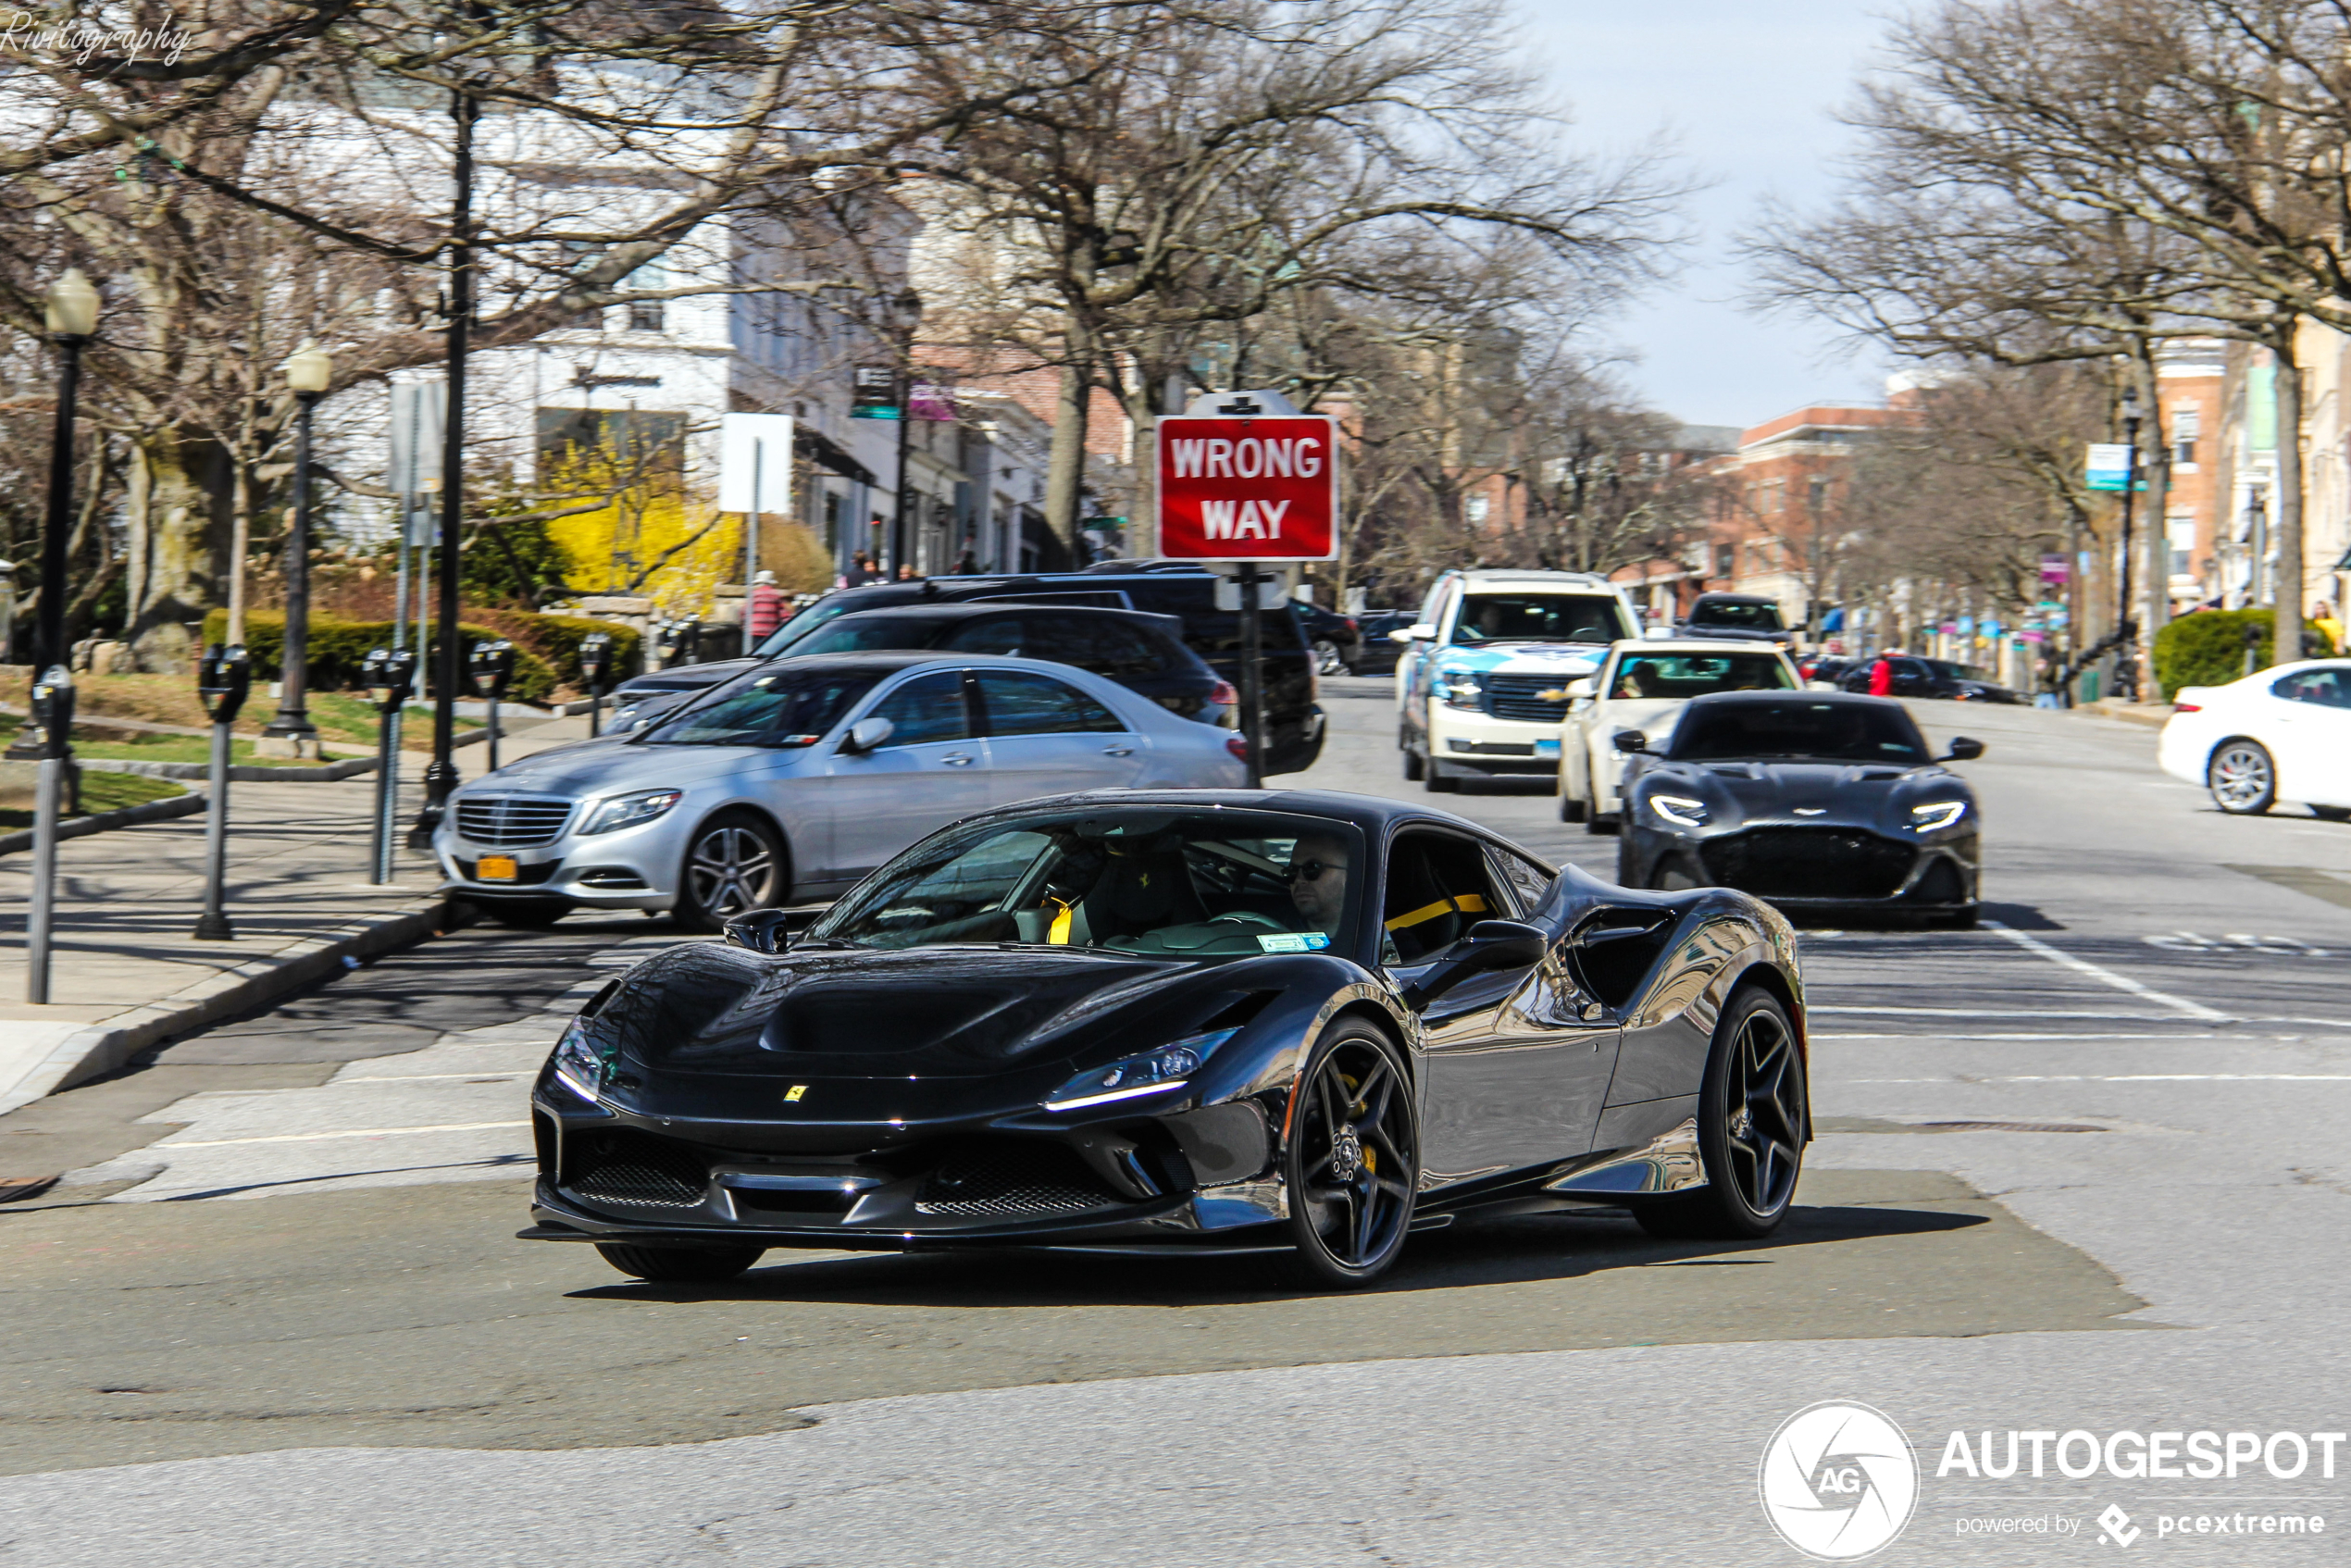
xmin=1648 ymin=793 xmax=1710 ymax=828
xmin=549 ymin=1017 xmax=613 ymax=1102
xmin=1439 ymin=672 xmax=1485 ymax=710
xmin=1042 ymin=1027 xmax=1240 ymax=1112
xmin=1910 ymin=800 xmax=1968 ymax=831
xmin=580 ymin=789 xmax=682 ymax=836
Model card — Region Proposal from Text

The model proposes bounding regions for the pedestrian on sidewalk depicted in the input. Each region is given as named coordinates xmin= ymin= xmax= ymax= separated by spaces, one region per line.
xmin=746 ymin=571 xmax=788 ymax=641
xmin=840 ymin=551 xmax=881 ymax=588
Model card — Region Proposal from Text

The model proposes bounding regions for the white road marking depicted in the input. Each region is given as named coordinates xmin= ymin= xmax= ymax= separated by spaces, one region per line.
xmin=1982 ymin=920 xmax=2231 ymax=1020
xmin=1847 ymin=1075 xmax=2351 ymax=1083
xmin=337 ymin=1071 xmax=536 ymax=1083
xmin=1810 ymin=1005 xmax=2183 ymax=1020
xmin=159 ymin=1121 xmax=529 ymax=1149
xmin=1818 ymin=1032 xmax=2230 ymax=1042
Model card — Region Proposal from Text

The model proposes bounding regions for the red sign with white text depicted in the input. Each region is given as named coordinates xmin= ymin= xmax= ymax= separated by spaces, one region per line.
xmin=1155 ymin=416 xmax=1337 ymax=561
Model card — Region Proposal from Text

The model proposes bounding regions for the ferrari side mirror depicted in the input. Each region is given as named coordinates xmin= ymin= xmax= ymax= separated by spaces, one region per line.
xmin=1943 ymin=737 xmax=1985 ymax=762
xmin=1403 ymin=918 xmax=1549 ymax=1011
xmin=723 ymin=908 xmax=795 ymax=955
xmin=1611 ymin=730 xmax=1648 ymax=754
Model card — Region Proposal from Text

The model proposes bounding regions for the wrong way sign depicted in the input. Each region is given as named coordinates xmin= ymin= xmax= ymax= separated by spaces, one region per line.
xmin=1156 ymin=405 xmax=1337 ymax=562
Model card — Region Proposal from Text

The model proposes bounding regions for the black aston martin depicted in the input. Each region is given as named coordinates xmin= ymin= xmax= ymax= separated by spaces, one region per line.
xmin=1613 ymin=692 xmax=1984 ymax=927
xmin=522 ymin=789 xmax=1810 ymax=1288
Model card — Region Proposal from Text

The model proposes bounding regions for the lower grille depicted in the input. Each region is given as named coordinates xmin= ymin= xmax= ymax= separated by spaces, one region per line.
xmin=1700 ymin=828 xmax=1914 ymax=900
xmin=915 ymin=1140 xmax=1123 ymax=1218
xmin=1481 ymin=674 xmax=1575 ymax=725
xmin=565 ymin=1128 xmax=709 ymax=1210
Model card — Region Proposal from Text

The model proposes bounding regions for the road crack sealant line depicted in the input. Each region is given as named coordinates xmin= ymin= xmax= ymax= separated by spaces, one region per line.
xmin=1981 ymin=920 xmax=2233 ymax=1022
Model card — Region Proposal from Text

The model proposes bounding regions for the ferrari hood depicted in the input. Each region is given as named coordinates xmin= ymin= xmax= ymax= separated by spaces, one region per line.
xmin=591 ymin=941 xmax=1250 ymax=1082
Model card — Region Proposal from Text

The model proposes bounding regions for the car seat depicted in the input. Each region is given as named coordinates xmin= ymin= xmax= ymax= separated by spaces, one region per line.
xmin=1382 ymin=837 xmax=1493 ymax=964
xmin=1077 ymin=845 xmax=1206 ymax=943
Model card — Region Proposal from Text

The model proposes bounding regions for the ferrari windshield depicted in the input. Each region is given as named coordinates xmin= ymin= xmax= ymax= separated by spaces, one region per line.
xmin=1450 ymin=593 xmax=1630 ymax=645
xmin=641 ymin=666 xmax=881 ymax=747
xmin=1608 ymin=653 xmax=1795 ymax=700
xmin=806 ymin=809 xmax=1368 ymax=958
xmin=1669 ymin=700 xmax=1929 ymax=764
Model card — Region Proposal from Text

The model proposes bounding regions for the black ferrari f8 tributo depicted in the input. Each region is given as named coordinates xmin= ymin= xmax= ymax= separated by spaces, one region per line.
xmin=522 ymin=790 xmax=1810 ymax=1288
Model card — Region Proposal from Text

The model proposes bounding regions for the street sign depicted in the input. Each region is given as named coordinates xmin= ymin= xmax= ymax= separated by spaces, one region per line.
xmin=851 ymin=365 xmax=899 ymax=419
xmin=718 ymin=413 xmax=792 ymax=513
xmin=1156 ymin=399 xmax=1337 ymax=562
xmin=2085 ymin=443 xmax=2132 ymax=492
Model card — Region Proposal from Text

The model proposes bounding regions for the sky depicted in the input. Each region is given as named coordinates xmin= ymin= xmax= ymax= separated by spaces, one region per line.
xmin=1511 ymin=0 xmax=1900 ymax=431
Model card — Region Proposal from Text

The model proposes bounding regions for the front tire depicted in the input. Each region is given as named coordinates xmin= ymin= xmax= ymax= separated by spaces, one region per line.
xmin=1636 ymin=989 xmax=1807 ymax=1240
xmin=2208 ymin=740 xmax=2276 ymax=815
xmin=595 ymin=1243 xmax=765 ymax=1283
xmin=672 ymin=809 xmax=787 ymax=932
xmin=1402 ymin=741 xmax=1424 ymax=781
xmin=1284 ymin=1023 xmax=1418 ymax=1288
xmin=1560 ymin=790 xmax=1587 ymax=823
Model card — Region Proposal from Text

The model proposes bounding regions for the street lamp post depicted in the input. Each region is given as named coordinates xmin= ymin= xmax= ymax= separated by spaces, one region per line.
xmin=2116 ymin=384 xmax=2143 ymax=701
xmin=23 ymin=268 xmax=98 ymax=1005
xmin=261 ymin=341 xmax=331 ymax=756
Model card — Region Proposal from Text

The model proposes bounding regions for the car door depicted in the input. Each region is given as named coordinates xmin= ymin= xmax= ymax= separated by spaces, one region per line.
xmin=821 ymin=667 xmax=990 ymax=879
xmin=2268 ymin=666 xmax=2351 ymax=806
xmin=1386 ymin=829 xmax=1617 ymax=1187
xmin=972 ymin=667 xmax=1146 ymax=808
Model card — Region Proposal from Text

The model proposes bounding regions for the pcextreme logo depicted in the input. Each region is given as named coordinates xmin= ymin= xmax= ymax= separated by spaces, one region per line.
xmin=1760 ymin=1401 xmax=1922 ymax=1561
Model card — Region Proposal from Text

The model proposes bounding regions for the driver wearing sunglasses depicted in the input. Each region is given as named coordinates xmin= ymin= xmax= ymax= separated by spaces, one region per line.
xmin=1285 ymin=833 xmax=1351 ymax=937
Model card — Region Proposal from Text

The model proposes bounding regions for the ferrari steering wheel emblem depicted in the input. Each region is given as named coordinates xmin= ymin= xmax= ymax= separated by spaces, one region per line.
xmin=1330 ymin=1123 xmax=1364 ymax=1182
xmin=783 ymin=1085 xmax=809 ymax=1102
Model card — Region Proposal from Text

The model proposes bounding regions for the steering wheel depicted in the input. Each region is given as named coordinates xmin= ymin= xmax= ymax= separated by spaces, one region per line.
xmin=1206 ymin=911 xmax=1289 ymax=930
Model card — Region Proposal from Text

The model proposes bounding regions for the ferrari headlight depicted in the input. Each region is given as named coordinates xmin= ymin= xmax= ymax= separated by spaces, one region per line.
xmin=549 ymin=1017 xmax=610 ymax=1102
xmin=1439 ymin=672 xmax=1485 ymax=710
xmin=1648 ymin=793 xmax=1710 ymax=828
xmin=1910 ymin=800 xmax=1968 ymax=831
xmin=581 ymin=789 xmax=682 ymax=836
xmin=1043 ymin=1027 xmax=1240 ymax=1112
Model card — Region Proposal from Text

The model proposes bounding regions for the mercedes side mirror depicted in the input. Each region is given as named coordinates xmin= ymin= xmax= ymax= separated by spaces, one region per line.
xmin=723 ymin=908 xmax=795 ymax=955
xmin=840 ymin=716 xmax=895 ymax=753
xmin=1942 ymin=737 xmax=1985 ymax=762
xmin=1612 ymin=730 xmax=1648 ymax=754
xmin=1403 ymin=919 xmax=1549 ymax=1011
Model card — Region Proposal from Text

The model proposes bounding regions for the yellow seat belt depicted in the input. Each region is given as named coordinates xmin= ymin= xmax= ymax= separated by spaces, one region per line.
xmin=1046 ymin=896 xmax=1076 ymax=945
xmin=1384 ymin=892 xmax=1486 ymax=932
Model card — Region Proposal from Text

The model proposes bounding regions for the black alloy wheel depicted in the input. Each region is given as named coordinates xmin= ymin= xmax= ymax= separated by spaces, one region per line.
xmin=673 ymin=810 xmax=787 ymax=932
xmin=595 ymin=1242 xmax=766 ymax=1283
xmin=1636 ymin=989 xmax=1807 ymax=1240
xmin=2208 ymin=740 xmax=2277 ymax=815
xmin=1285 ymin=1024 xmax=1418 ymax=1288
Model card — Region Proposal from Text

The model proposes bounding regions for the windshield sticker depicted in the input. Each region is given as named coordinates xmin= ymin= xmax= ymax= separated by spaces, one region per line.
xmin=1258 ymin=932 xmax=1331 ymax=952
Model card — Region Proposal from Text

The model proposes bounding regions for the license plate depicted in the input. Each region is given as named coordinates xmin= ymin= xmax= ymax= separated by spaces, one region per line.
xmin=477 ymin=854 xmax=518 ymax=882
xmin=1534 ymin=739 xmax=1561 ymax=758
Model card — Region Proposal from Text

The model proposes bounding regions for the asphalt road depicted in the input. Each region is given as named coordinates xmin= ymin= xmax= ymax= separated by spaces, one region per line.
xmin=5 ymin=685 xmax=2351 ymax=1564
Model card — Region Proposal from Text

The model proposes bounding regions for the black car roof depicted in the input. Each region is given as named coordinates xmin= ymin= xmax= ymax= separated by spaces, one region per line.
xmin=820 ymin=602 xmax=1180 ymax=629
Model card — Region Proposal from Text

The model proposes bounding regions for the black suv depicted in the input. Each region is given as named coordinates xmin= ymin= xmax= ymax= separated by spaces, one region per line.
xmin=1679 ymin=592 xmax=1797 ymax=650
xmin=609 ymin=569 xmax=1325 ymax=773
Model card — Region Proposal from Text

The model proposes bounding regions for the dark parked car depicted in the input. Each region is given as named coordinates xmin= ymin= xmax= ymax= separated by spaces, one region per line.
xmin=1836 ymin=655 xmax=2024 ymax=703
xmin=1613 ymin=691 xmax=1984 ymax=926
xmin=523 ymin=788 xmax=1811 ymax=1288
xmin=1678 ymin=592 xmax=1797 ymax=650
xmin=1351 ymin=611 xmax=1414 ymax=677
xmin=1291 ymin=601 xmax=1363 ymax=675
xmin=1797 ymin=654 xmax=1856 ymax=685
xmin=609 ymin=569 xmax=1325 ymax=773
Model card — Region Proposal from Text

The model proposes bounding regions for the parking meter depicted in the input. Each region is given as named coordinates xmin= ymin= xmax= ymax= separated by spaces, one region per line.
xmin=359 ymin=647 xmax=417 ymax=887
xmin=467 ymin=639 xmax=516 ymax=771
xmin=361 ymin=646 xmax=417 ymax=711
xmin=580 ymin=631 xmax=613 ymax=738
xmin=197 ymin=644 xmax=252 ymax=727
xmin=30 ymin=664 xmax=76 ymax=759
xmin=655 ymin=618 xmax=699 ymax=670
xmin=192 ymin=647 xmax=249 ymax=941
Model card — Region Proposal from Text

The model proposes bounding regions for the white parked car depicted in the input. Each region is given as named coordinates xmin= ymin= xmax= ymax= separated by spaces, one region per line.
xmin=1391 ymin=568 xmax=1641 ymax=790
xmin=1558 ymin=640 xmax=1802 ymax=828
xmin=2158 ymin=660 xmax=2351 ymax=819
xmin=435 ymin=652 xmax=1248 ymax=929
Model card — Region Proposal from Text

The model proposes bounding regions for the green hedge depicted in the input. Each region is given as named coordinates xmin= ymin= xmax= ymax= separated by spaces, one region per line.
xmin=2152 ymin=609 xmax=2333 ymax=699
xmin=204 ymin=611 xmax=560 ymax=703
xmin=521 ymin=614 xmax=644 ymax=686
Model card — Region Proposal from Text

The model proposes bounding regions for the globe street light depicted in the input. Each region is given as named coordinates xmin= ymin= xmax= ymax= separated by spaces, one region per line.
xmin=261 ymin=339 xmax=331 ymax=756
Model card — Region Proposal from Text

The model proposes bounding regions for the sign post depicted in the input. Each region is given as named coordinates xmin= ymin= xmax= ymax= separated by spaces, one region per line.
xmin=1155 ymin=390 xmax=1337 ymax=787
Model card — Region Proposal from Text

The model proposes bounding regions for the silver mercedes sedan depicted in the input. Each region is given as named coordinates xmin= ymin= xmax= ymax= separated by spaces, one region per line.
xmin=432 ymin=652 xmax=1250 ymax=928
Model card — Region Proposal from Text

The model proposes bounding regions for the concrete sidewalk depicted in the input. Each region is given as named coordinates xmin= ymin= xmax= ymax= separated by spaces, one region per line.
xmin=0 ymin=713 xmax=595 ymax=1114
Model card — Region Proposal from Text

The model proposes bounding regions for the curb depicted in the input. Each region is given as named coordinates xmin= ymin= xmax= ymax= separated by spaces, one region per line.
xmin=0 ymin=896 xmax=454 ymax=1115
xmin=0 ymin=790 xmax=205 ymax=856
xmin=79 ymin=755 xmax=379 ymax=783
xmin=2079 ymin=700 xmax=2173 ymax=728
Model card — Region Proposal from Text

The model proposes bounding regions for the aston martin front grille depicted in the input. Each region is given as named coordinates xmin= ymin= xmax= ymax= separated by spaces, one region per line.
xmin=1481 ymin=674 xmax=1575 ymax=724
xmin=915 ymin=1140 xmax=1123 ymax=1217
xmin=565 ymin=1128 xmax=709 ymax=1209
xmin=454 ymin=793 xmax=574 ymax=848
xmin=1700 ymin=828 xmax=1913 ymax=900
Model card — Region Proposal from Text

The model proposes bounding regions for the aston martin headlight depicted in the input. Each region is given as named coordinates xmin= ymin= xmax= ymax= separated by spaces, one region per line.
xmin=1043 ymin=1027 xmax=1240 ymax=1112
xmin=1439 ymin=672 xmax=1485 ymax=710
xmin=581 ymin=788 xmax=682 ymax=836
xmin=1910 ymin=800 xmax=1968 ymax=831
xmin=1648 ymin=793 xmax=1710 ymax=828
xmin=549 ymin=1017 xmax=610 ymax=1102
